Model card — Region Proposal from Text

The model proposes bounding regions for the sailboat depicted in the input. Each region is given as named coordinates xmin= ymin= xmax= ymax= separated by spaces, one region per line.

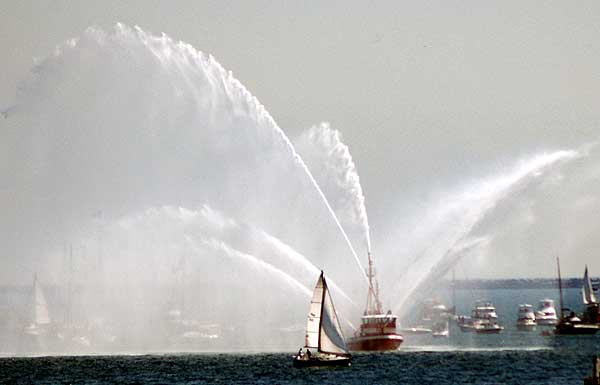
xmin=346 ymin=253 xmax=403 ymax=351
xmin=293 ymin=271 xmax=352 ymax=368
xmin=554 ymin=258 xmax=600 ymax=335
xmin=23 ymin=274 xmax=52 ymax=336
xmin=581 ymin=265 xmax=600 ymax=325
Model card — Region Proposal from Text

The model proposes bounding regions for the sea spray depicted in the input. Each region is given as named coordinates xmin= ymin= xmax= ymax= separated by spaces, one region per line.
xmin=294 ymin=122 xmax=372 ymax=253
xmin=395 ymin=236 xmax=490 ymax=316
xmin=193 ymin=237 xmax=313 ymax=298
xmin=0 ymin=24 xmax=372 ymax=351
xmin=390 ymin=150 xmax=580 ymax=316
xmin=258 ymin=230 xmax=358 ymax=309
xmin=0 ymin=24 xmax=366 ymax=287
xmin=47 ymin=203 xmax=365 ymax=350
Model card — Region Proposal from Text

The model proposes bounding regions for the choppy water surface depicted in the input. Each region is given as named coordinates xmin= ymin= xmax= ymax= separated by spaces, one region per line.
xmin=1 ymin=342 xmax=599 ymax=385
xmin=2 ymin=287 xmax=598 ymax=384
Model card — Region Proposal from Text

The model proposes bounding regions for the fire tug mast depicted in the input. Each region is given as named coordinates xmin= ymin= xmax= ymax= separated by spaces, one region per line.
xmin=346 ymin=253 xmax=404 ymax=351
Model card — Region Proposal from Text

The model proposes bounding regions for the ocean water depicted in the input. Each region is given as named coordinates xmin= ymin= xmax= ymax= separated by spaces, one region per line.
xmin=1 ymin=343 xmax=599 ymax=385
xmin=2 ymin=287 xmax=598 ymax=384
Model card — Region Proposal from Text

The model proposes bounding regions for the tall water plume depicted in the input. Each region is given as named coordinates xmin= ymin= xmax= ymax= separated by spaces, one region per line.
xmin=0 ymin=24 xmax=364 ymax=351
xmin=294 ymin=123 xmax=372 ymax=254
xmin=3 ymin=22 xmax=599 ymax=353
xmin=387 ymin=149 xmax=581 ymax=317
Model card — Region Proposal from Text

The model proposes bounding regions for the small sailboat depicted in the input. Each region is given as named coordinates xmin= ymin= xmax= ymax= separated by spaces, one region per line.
xmin=24 ymin=274 xmax=52 ymax=336
xmin=581 ymin=265 xmax=600 ymax=325
xmin=293 ymin=271 xmax=352 ymax=368
xmin=554 ymin=258 xmax=600 ymax=335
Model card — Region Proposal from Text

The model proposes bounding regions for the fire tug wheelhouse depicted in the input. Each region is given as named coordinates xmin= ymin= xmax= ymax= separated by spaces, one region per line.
xmin=346 ymin=253 xmax=403 ymax=351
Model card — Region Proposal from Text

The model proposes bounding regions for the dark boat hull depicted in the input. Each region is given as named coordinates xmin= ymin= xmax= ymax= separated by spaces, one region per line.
xmin=292 ymin=356 xmax=352 ymax=368
xmin=347 ymin=334 xmax=403 ymax=351
xmin=555 ymin=322 xmax=600 ymax=335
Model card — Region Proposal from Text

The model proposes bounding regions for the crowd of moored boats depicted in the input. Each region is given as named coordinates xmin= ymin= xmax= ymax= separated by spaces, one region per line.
xmin=293 ymin=257 xmax=600 ymax=368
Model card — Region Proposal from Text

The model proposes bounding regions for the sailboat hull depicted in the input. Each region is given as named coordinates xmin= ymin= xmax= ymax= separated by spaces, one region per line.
xmin=292 ymin=355 xmax=351 ymax=368
xmin=555 ymin=322 xmax=600 ymax=335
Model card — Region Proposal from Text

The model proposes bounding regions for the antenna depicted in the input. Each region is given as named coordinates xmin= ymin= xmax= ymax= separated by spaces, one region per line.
xmin=365 ymin=252 xmax=382 ymax=315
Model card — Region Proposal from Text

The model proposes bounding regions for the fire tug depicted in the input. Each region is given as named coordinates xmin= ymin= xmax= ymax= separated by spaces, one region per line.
xmin=346 ymin=253 xmax=403 ymax=351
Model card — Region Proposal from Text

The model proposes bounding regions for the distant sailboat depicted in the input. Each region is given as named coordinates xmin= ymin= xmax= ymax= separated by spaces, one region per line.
xmin=554 ymin=258 xmax=600 ymax=335
xmin=24 ymin=274 xmax=51 ymax=336
xmin=581 ymin=265 xmax=600 ymax=325
xmin=582 ymin=265 xmax=598 ymax=306
xmin=293 ymin=271 xmax=352 ymax=368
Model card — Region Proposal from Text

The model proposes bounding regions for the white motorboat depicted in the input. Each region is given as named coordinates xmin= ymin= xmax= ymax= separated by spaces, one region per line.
xmin=458 ymin=301 xmax=503 ymax=334
xmin=535 ymin=299 xmax=558 ymax=326
xmin=516 ymin=304 xmax=536 ymax=330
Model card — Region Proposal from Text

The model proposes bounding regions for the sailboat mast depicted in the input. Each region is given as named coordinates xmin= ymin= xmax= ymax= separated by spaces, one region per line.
xmin=33 ymin=273 xmax=38 ymax=325
xmin=317 ymin=271 xmax=326 ymax=352
xmin=557 ymin=256 xmax=565 ymax=319
xmin=452 ymin=268 xmax=456 ymax=314
xmin=67 ymin=244 xmax=73 ymax=327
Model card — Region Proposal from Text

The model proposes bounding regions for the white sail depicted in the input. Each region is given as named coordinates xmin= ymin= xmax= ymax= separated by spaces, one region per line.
xmin=319 ymin=278 xmax=349 ymax=355
xmin=304 ymin=274 xmax=324 ymax=349
xmin=34 ymin=275 xmax=51 ymax=325
xmin=303 ymin=272 xmax=349 ymax=356
xmin=582 ymin=266 xmax=597 ymax=305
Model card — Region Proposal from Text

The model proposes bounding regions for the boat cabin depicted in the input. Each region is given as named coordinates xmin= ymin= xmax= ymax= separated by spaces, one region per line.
xmin=472 ymin=301 xmax=498 ymax=319
xmin=359 ymin=312 xmax=398 ymax=336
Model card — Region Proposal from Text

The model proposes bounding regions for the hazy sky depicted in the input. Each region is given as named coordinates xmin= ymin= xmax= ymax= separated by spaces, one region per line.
xmin=2 ymin=1 xmax=600 ymax=279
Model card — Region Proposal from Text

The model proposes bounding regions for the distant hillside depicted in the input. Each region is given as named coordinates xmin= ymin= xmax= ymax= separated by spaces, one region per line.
xmin=447 ymin=277 xmax=600 ymax=290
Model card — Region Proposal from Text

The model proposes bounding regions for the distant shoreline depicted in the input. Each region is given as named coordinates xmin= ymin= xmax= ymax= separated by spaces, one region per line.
xmin=1 ymin=277 xmax=598 ymax=291
xmin=447 ymin=277 xmax=599 ymax=290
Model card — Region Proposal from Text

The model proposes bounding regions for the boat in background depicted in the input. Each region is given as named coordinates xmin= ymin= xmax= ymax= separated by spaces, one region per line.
xmin=429 ymin=302 xmax=450 ymax=337
xmin=431 ymin=319 xmax=450 ymax=338
xmin=554 ymin=258 xmax=600 ymax=335
xmin=516 ymin=304 xmax=536 ymax=330
xmin=293 ymin=271 xmax=352 ymax=368
xmin=347 ymin=253 xmax=403 ymax=351
xmin=400 ymin=299 xmax=450 ymax=337
xmin=535 ymin=299 xmax=558 ymax=326
xmin=458 ymin=301 xmax=503 ymax=334
xmin=581 ymin=265 xmax=600 ymax=325
xmin=23 ymin=274 xmax=52 ymax=337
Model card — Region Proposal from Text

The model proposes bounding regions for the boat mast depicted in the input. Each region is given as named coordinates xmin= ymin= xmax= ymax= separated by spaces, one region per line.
xmin=557 ymin=256 xmax=565 ymax=319
xmin=318 ymin=271 xmax=326 ymax=352
xmin=33 ymin=273 xmax=38 ymax=325
xmin=365 ymin=252 xmax=382 ymax=315
xmin=66 ymin=243 xmax=73 ymax=328
xmin=452 ymin=268 xmax=456 ymax=315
